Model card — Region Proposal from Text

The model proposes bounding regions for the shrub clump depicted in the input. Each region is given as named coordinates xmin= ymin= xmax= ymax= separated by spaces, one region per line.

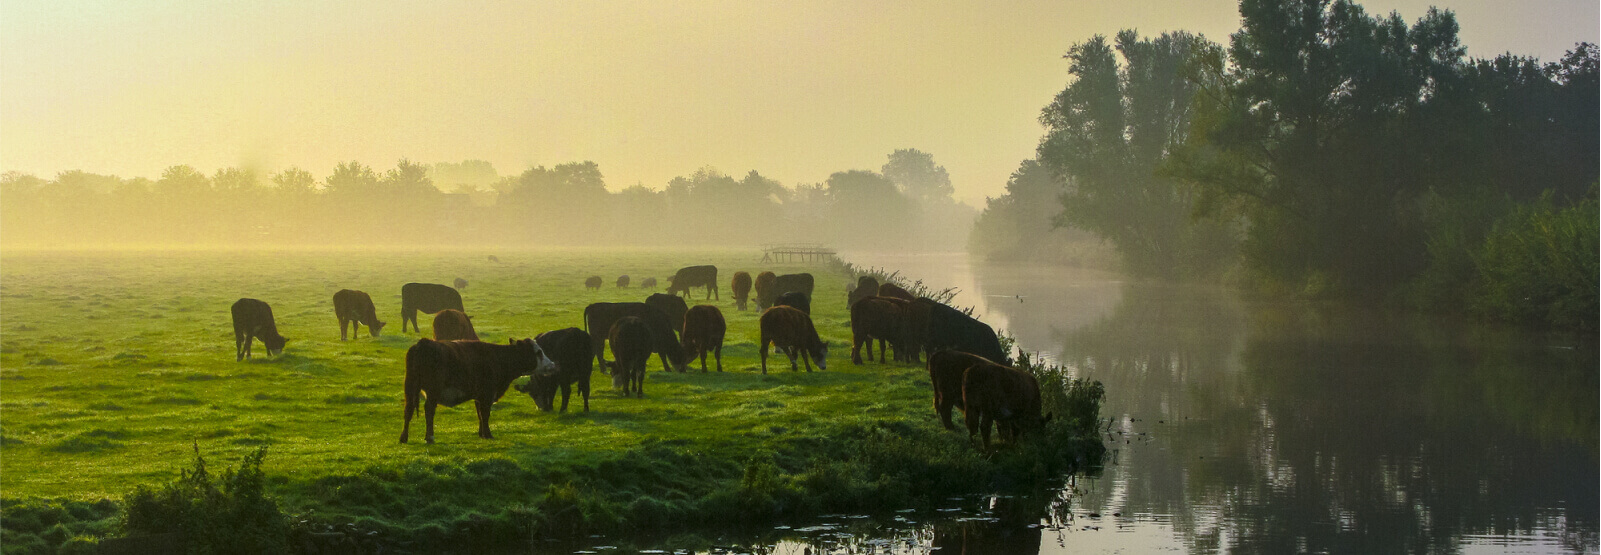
xmin=1471 ymin=192 xmax=1598 ymax=330
xmin=120 ymin=444 xmax=288 ymax=554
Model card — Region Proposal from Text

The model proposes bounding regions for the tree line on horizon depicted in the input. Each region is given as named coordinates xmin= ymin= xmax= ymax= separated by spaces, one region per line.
xmin=969 ymin=0 xmax=1597 ymax=329
xmin=0 ymin=148 xmax=974 ymax=251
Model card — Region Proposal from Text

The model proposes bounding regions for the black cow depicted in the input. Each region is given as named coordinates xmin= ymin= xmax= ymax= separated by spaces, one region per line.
xmin=232 ymin=298 xmax=288 ymax=361
xmin=401 ymin=283 xmax=465 ymax=333
xmin=915 ymin=298 xmax=1008 ymax=364
xmin=399 ymin=338 xmax=557 ymax=444
xmin=776 ymin=291 xmax=811 ymax=315
xmin=516 ymin=327 xmax=595 ymax=412
xmin=607 ymin=317 xmax=652 ymax=397
xmin=645 ymin=293 xmax=689 ymax=330
xmin=333 ymin=289 xmax=385 ymax=340
xmin=585 ymin=276 xmax=603 ymax=290
xmin=583 ymin=302 xmax=686 ymax=372
xmin=775 ymin=273 xmax=815 ymax=297
xmin=666 ymin=265 xmax=719 ymax=300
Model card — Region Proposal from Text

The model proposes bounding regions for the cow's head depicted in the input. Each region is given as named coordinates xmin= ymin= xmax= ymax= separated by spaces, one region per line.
xmin=521 ymin=375 xmax=558 ymax=412
xmin=370 ymin=320 xmax=387 ymax=337
xmin=814 ymin=341 xmax=828 ymax=370
xmin=264 ymin=335 xmax=288 ymax=356
xmin=509 ymin=338 xmax=557 ymax=377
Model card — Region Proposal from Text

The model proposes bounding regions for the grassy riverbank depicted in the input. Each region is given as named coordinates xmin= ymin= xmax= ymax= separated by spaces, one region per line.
xmin=0 ymin=249 xmax=1104 ymax=553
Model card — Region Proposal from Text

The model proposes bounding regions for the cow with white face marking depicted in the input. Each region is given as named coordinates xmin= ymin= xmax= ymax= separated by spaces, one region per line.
xmin=400 ymin=337 xmax=556 ymax=444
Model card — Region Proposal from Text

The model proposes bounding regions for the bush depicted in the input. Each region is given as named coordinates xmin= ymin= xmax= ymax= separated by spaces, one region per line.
xmin=120 ymin=444 xmax=288 ymax=554
xmin=1472 ymin=192 xmax=1599 ymax=330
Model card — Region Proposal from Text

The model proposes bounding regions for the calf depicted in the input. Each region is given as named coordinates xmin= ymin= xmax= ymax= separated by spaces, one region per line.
xmin=616 ymin=275 xmax=630 ymax=288
xmin=877 ymin=282 xmax=915 ymax=301
xmin=583 ymin=302 xmax=686 ymax=372
xmin=847 ymin=276 xmax=880 ymax=309
xmin=232 ymin=298 xmax=288 ymax=361
xmin=645 ymin=292 xmax=689 ymax=330
xmin=927 ymin=350 xmax=995 ymax=430
xmin=517 ymin=327 xmax=594 ymax=412
xmin=585 ymin=276 xmax=603 ymax=290
xmin=731 ymin=271 xmax=753 ymax=311
xmin=759 ymin=306 xmax=828 ymax=374
xmin=776 ymin=291 xmax=811 ymax=315
xmin=333 ymin=289 xmax=386 ymax=340
xmin=849 ymin=296 xmax=905 ymax=364
xmin=607 ymin=317 xmax=652 ymax=397
xmin=753 ymin=271 xmax=777 ymax=310
xmin=962 ymin=361 xmax=1050 ymax=450
xmin=432 ymin=309 xmax=478 ymax=341
xmin=401 ymin=283 xmax=465 ymax=333
xmin=666 ymin=265 xmax=719 ymax=300
xmin=681 ymin=305 xmax=726 ymax=372
xmin=399 ymin=337 xmax=556 ymax=444
xmin=640 ymin=277 xmax=658 ymax=289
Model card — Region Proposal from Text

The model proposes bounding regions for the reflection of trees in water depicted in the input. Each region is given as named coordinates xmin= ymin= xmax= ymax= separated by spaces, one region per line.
xmin=1058 ymin=285 xmax=1599 ymax=553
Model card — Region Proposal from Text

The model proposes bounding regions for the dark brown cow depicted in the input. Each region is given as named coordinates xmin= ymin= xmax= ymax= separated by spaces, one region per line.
xmin=927 ymin=350 xmax=994 ymax=430
xmin=666 ymin=265 xmax=719 ymax=300
xmin=607 ymin=317 xmax=652 ymax=397
xmin=916 ymin=298 xmax=1008 ymax=364
xmin=731 ymin=271 xmax=753 ymax=311
xmin=850 ymin=296 xmax=905 ymax=364
xmin=759 ymin=305 xmax=828 ymax=374
xmin=776 ymin=291 xmax=811 ymax=315
xmin=616 ymin=275 xmax=631 ymax=288
xmin=432 ymin=309 xmax=478 ymax=341
xmin=847 ymin=276 xmax=880 ymax=309
xmin=399 ymin=338 xmax=556 ymax=444
xmin=453 ymin=277 xmax=468 ymax=290
xmin=583 ymin=302 xmax=686 ymax=372
xmin=401 ymin=283 xmax=465 ymax=333
xmin=232 ymin=298 xmax=288 ymax=361
xmin=681 ymin=305 xmax=726 ymax=372
xmin=645 ymin=293 xmax=689 ymax=331
xmin=775 ymin=273 xmax=815 ymax=297
xmin=877 ymin=282 xmax=915 ymax=301
xmin=585 ymin=276 xmax=603 ymax=290
xmin=640 ymin=277 xmax=658 ymax=289
xmin=333 ymin=289 xmax=386 ymax=340
xmin=516 ymin=327 xmax=594 ymax=412
xmin=962 ymin=361 xmax=1050 ymax=449
xmin=753 ymin=271 xmax=777 ymax=310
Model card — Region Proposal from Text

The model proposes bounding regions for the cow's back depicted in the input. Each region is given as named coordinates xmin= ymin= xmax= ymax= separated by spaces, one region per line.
xmin=645 ymin=293 xmax=689 ymax=330
xmin=432 ymin=309 xmax=478 ymax=341
xmin=232 ymin=298 xmax=276 ymax=334
xmin=403 ymin=283 xmax=464 ymax=313
xmin=775 ymin=273 xmax=815 ymax=297
xmin=878 ymin=282 xmax=915 ymax=301
xmin=776 ymin=291 xmax=811 ymax=315
xmin=536 ymin=327 xmax=593 ymax=376
xmin=929 ymin=350 xmax=991 ymax=409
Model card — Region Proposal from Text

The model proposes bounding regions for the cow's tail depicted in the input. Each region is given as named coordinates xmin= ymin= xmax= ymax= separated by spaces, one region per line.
xmin=583 ymin=306 xmax=607 ymax=374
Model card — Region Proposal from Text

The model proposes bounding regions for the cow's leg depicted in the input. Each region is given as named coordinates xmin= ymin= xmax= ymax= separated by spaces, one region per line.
xmin=965 ymin=407 xmax=982 ymax=444
xmin=699 ymin=347 xmax=708 ymax=373
xmin=785 ymin=346 xmax=799 ymax=372
xmin=593 ymin=337 xmax=609 ymax=372
xmin=400 ymin=385 xmax=419 ymax=443
xmin=938 ymin=399 xmax=957 ymax=430
xmin=714 ymin=344 xmax=722 ymax=372
xmin=877 ymin=339 xmax=886 ymax=363
xmin=475 ymin=400 xmax=493 ymax=439
xmin=578 ymin=375 xmax=590 ymax=412
xmin=423 ymin=400 xmax=438 ymax=444
xmin=801 ymin=349 xmax=813 ymax=372
xmin=759 ymin=339 xmax=770 ymax=375
xmin=852 ymin=334 xmax=864 ymax=365
xmin=636 ymin=364 xmax=646 ymax=397
xmin=243 ymin=334 xmax=254 ymax=360
xmin=559 ymin=383 xmax=571 ymax=413
xmin=235 ymin=331 xmax=246 ymax=361
xmin=981 ymin=414 xmax=994 ymax=450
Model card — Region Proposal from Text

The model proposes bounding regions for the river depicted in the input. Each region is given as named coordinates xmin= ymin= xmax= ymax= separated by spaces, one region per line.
xmin=575 ymin=252 xmax=1599 ymax=554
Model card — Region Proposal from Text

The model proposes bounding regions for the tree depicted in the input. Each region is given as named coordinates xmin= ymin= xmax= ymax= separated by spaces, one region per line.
xmin=324 ymin=161 xmax=378 ymax=196
xmin=430 ymin=160 xmax=499 ymax=191
xmin=382 ymin=159 xmax=436 ymax=195
xmin=212 ymin=167 xmax=260 ymax=192
xmin=882 ymin=148 xmax=953 ymax=204
xmin=271 ymin=168 xmax=317 ymax=194
xmin=1037 ymin=30 xmax=1235 ymax=279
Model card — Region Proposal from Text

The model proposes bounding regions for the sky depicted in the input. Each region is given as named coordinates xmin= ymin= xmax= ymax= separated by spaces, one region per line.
xmin=2 ymin=0 xmax=1595 ymax=205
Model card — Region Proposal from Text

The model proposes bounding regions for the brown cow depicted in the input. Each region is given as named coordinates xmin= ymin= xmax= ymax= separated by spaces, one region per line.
xmin=850 ymin=296 xmax=905 ymax=364
xmin=453 ymin=277 xmax=468 ymax=290
xmin=962 ymin=361 xmax=1051 ymax=450
xmin=681 ymin=305 xmax=726 ymax=372
xmin=731 ymin=271 xmax=753 ymax=311
xmin=333 ymin=289 xmax=386 ymax=340
xmin=585 ymin=276 xmax=603 ymax=290
xmin=399 ymin=338 xmax=556 ymax=444
xmin=927 ymin=350 xmax=995 ymax=430
xmin=432 ymin=309 xmax=478 ymax=341
xmin=847 ymin=276 xmax=880 ymax=309
xmin=607 ymin=317 xmax=653 ymax=397
xmin=616 ymin=275 xmax=631 ymax=288
xmin=232 ymin=298 xmax=288 ymax=361
xmin=758 ymin=305 xmax=828 ymax=374
xmin=640 ymin=277 xmax=658 ymax=289
xmin=877 ymin=282 xmax=915 ymax=301
xmin=666 ymin=265 xmax=719 ymax=300
xmin=753 ymin=271 xmax=777 ymax=310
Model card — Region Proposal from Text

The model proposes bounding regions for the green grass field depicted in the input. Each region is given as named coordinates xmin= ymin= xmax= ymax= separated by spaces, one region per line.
xmin=0 ymin=249 xmax=1100 ymax=552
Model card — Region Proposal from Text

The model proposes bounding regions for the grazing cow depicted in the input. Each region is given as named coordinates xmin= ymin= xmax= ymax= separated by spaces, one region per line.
xmin=731 ymin=271 xmax=753 ymax=311
xmin=681 ymin=305 xmax=726 ymax=372
xmin=607 ymin=317 xmax=652 ymax=397
xmin=516 ymin=327 xmax=594 ymax=412
xmin=645 ymin=293 xmax=689 ymax=330
xmin=401 ymin=283 xmax=465 ymax=333
xmin=232 ymin=298 xmax=288 ymax=361
xmin=758 ymin=306 xmax=828 ymax=374
xmin=850 ymin=296 xmax=905 ymax=364
xmin=333 ymin=289 xmax=386 ymax=340
xmin=488 ymin=255 xmax=500 ymax=263
xmin=585 ymin=276 xmax=603 ymax=290
xmin=640 ymin=277 xmax=658 ymax=289
xmin=432 ymin=309 xmax=478 ymax=341
xmin=583 ymin=302 xmax=686 ymax=372
xmin=916 ymin=298 xmax=1008 ymax=364
xmin=454 ymin=277 xmax=468 ymax=290
xmin=666 ymin=265 xmax=719 ymax=300
xmin=775 ymin=273 xmax=815 ymax=298
xmin=776 ymin=291 xmax=811 ymax=315
xmin=753 ymin=271 xmax=777 ymax=310
xmin=616 ymin=275 xmax=631 ymax=288
xmin=877 ymin=282 xmax=915 ymax=301
xmin=962 ymin=361 xmax=1050 ymax=449
xmin=927 ymin=350 xmax=995 ymax=430
xmin=399 ymin=337 xmax=556 ymax=444
xmin=847 ymin=276 xmax=880 ymax=309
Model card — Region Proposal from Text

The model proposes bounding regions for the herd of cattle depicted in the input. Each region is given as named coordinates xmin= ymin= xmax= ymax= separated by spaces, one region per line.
xmin=227 ymin=264 xmax=1047 ymax=449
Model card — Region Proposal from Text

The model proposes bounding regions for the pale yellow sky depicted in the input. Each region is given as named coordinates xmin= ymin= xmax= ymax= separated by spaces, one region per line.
xmin=2 ymin=1 xmax=1595 ymax=204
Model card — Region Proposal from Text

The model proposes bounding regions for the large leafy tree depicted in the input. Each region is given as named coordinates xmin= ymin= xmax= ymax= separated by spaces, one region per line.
xmin=1037 ymin=30 xmax=1235 ymax=279
xmin=882 ymin=148 xmax=953 ymax=204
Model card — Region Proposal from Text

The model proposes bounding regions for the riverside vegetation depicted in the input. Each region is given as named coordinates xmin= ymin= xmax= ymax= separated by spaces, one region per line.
xmin=0 ymin=249 xmax=1105 ymax=554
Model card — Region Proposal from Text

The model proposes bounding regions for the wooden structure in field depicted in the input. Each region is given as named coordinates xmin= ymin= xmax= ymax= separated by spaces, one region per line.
xmin=760 ymin=243 xmax=837 ymax=263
